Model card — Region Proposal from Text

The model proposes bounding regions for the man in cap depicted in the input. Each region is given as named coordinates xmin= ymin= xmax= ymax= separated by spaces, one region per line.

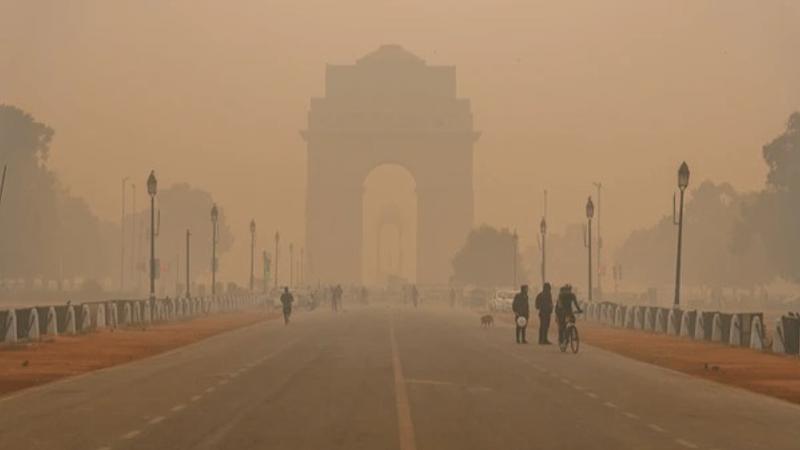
xmin=512 ymin=285 xmax=530 ymax=344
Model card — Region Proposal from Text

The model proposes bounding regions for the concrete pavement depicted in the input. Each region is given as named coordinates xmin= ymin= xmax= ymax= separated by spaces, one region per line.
xmin=2 ymin=305 xmax=800 ymax=449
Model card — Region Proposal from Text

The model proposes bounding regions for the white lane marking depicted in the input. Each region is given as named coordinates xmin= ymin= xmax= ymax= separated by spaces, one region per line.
xmin=390 ymin=316 xmax=418 ymax=450
xmin=171 ymin=404 xmax=186 ymax=412
xmin=122 ymin=430 xmax=141 ymax=440
xmin=148 ymin=416 xmax=165 ymax=425
xmin=573 ymin=385 xmax=586 ymax=391
xmin=623 ymin=412 xmax=640 ymax=420
xmin=218 ymin=379 xmax=229 ymax=385
xmin=603 ymin=401 xmax=617 ymax=409
xmin=560 ymin=378 xmax=571 ymax=385
xmin=206 ymin=387 xmax=216 ymax=393
xmin=648 ymin=424 xmax=666 ymax=433
xmin=585 ymin=392 xmax=599 ymax=399
xmin=191 ymin=394 xmax=202 ymax=402
xmin=676 ymin=439 xmax=699 ymax=449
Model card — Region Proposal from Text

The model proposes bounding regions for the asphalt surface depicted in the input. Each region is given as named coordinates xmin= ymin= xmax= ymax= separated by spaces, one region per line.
xmin=2 ymin=304 xmax=800 ymax=450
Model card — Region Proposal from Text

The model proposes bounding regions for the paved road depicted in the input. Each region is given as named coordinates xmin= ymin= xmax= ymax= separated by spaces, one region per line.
xmin=2 ymin=305 xmax=800 ymax=450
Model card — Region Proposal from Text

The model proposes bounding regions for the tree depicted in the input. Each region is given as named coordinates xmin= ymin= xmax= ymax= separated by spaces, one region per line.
xmin=616 ymin=181 xmax=771 ymax=290
xmin=451 ymin=225 xmax=524 ymax=287
xmin=739 ymin=112 xmax=800 ymax=282
xmin=129 ymin=183 xmax=233 ymax=291
xmin=0 ymin=104 xmax=115 ymax=286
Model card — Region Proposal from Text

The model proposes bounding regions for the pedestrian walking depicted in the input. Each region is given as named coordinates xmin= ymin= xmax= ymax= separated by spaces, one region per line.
xmin=280 ymin=287 xmax=294 ymax=325
xmin=411 ymin=284 xmax=419 ymax=308
xmin=512 ymin=285 xmax=530 ymax=344
xmin=534 ymin=283 xmax=553 ymax=345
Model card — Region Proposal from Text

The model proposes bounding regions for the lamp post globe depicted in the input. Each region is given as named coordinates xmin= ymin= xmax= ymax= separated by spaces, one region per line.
xmin=211 ymin=204 xmax=219 ymax=223
xmin=540 ymin=217 xmax=547 ymax=235
xmin=678 ymin=161 xmax=690 ymax=191
xmin=147 ymin=170 xmax=157 ymax=197
xmin=586 ymin=196 xmax=595 ymax=219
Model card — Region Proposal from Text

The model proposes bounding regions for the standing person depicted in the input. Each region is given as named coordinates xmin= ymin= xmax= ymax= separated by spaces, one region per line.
xmin=512 ymin=285 xmax=530 ymax=344
xmin=280 ymin=287 xmax=294 ymax=325
xmin=411 ymin=285 xmax=419 ymax=308
xmin=534 ymin=283 xmax=553 ymax=345
xmin=335 ymin=284 xmax=343 ymax=312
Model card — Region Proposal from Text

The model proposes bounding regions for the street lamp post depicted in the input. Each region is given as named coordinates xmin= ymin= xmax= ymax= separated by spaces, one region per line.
xmin=673 ymin=162 xmax=690 ymax=307
xmin=147 ymin=171 xmax=158 ymax=301
xmin=249 ymin=220 xmax=256 ymax=292
xmin=539 ymin=217 xmax=547 ymax=286
xmin=211 ymin=204 xmax=219 ymax=297
xmin=274 ymin=232 xmax=280 ymax=290
xmin=300 ymin=247 xmax=304 ymax=286
xmin=120 ymin=176 xmax=128 ymax=292
xmin=584 ymin=196 xmax=594 ymax=302
xmin=593 ymin=182 xmax=603 ymax=300
xmin=289 ymin=243 xmax=294 ymax=288
xmin=185 ymin=229 xmax=191 ymax=299
xmin=512 ymin=230 xmax=519 ymax=287
xmin=263 ymin=250 xmax=269 ymax=294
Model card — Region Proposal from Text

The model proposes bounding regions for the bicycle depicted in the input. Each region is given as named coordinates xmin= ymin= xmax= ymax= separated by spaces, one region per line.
xmin=558 ymin=312 xmax=581 ymax=354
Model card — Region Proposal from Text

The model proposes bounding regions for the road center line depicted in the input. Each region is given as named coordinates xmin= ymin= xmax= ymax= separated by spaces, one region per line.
xmin=121 ymin=430 xmax=141 ymax=440
xmin=676 ymin=438 xmax=699 ymax=448
xmin=390 ymin=316 xmax=418 ymax=450
xmin=171 ymin=404 xmax=186 ymax=412
xmin=648 ymin=424 xmax=666 ymax=433
xmin=148 ymin=416 xmax=165 ymax=425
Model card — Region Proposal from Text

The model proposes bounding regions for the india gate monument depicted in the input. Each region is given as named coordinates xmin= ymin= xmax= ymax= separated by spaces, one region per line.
xmin=302 ymin=45 xmax=479 ymax=285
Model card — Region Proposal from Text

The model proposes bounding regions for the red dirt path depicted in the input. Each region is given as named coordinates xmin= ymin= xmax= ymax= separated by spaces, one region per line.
xmin=0 ymin=310 xmax=275 ymax=397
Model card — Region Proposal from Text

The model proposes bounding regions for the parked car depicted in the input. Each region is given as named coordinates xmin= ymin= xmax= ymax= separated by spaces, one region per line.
xmin=489 ymin=289 xmax=516 ymax=312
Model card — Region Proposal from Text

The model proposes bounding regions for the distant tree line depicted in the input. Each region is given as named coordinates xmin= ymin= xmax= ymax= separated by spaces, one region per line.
xmin=0 ymin=104 xmax=233 ymax=294
xmin=615 ymin=111 xmax=800 ymax=291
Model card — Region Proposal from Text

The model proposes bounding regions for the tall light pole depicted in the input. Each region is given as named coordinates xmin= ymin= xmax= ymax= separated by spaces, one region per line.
xmin=263 ymin=250 xmax=269 ymax=294
xmin=185 ymin=229 xmax=191 ymax=299
xmin=673 ymin=162 xmax=690 ymax=307
xmin=249 ymin=219 xmax=256 ymax=292
xmin=300 ymin=247 xmax=304 ymax=286
xmin=289 ymin=243 xmax=294 ymax=288
xmin=593 ymin=182 xmax=603 ymax=300
xmin=274 ymin=231 xmax=280 ymax=290
xmin=147 ymin=171 xmax=158 ymax=301
xmin=539 ymin=217 xmax=547 ymax=286
xmin=211 ymin=204 xmax=219 ymax=297
xmin=120 ymin=176 xmax=128 ymax=292
xmin=512 ymin=229 xmax=519 ymax=287
xmin=584 ymin=196 xmax=594 ymax=302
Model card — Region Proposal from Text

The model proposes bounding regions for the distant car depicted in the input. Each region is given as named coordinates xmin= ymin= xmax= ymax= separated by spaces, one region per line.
xmin=489 ymin=289 xmax=516 ymax=312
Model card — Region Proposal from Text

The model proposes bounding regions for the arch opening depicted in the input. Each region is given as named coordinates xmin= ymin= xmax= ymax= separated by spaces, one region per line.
xmin=362 ymin=164 xmax=417 ymax=285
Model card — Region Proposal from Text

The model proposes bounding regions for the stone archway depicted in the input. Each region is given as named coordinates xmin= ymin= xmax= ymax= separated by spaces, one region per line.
xmin=302 ymin=45 xmax=479 ymax=285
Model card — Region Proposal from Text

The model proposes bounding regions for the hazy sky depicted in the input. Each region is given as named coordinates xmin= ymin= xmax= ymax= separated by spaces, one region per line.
xmin=2 ymin=1 xmax=798 ymax=284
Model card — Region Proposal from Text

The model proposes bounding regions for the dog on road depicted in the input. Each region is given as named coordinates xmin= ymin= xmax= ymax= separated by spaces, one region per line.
xmin=480 ymin=314 xmax=494 ymax=327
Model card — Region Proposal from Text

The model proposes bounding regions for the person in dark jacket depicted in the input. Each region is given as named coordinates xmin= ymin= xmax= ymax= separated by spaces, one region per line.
xmin=511 ymin=285 xmax=530 ymax=344
xmin=534 ymin=283 xmax=553 ymax=345
xmin=280 ymin=287 xmax=294 ymax=325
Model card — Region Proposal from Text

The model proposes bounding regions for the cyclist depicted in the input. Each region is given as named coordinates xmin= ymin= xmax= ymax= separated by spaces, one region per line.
xmin=280 ymin=287 xmax=294 ymax=325
xmin=555 ymin=284 xmax=582 ymax=344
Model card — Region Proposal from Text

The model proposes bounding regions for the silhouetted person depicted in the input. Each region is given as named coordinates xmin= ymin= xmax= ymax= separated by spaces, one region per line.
xmin=512 ymin=285 xmax=530 ymax=344
xmin=280 ymin=287 xmax=294 ymax=325
xmin=535 ymin=283 xmax=553 ymax=345
xmin=333 ymin=284 xmax=343 ymax=312
xmin=411 ymin=285 xmax=419 ymax=308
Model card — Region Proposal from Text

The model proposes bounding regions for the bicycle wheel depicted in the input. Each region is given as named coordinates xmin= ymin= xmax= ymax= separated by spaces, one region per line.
xmin=570 ymin=326 xmax=580 ymax=354
xmin=559 ymin=329 xmax=568 ymax=352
